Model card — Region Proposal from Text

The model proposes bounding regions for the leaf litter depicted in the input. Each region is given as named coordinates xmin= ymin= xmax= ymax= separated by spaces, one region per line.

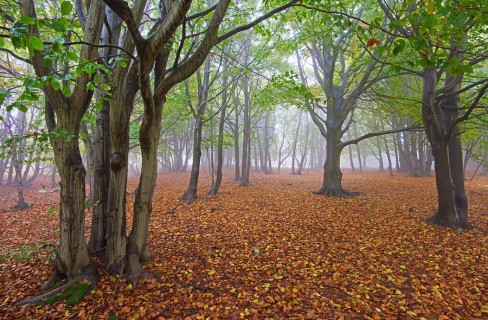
xmin=0 ymin=171 xmax=487 ymax=319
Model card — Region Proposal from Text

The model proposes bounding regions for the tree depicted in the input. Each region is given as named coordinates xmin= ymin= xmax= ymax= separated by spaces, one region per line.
xmin=379 ymin=0 xmax=488 ymax=228
xmin=209 ymin=50 xmax=232 ymax=195
xmin=293 ymin=2 xmax=388 ymax=196
xmin=101 ymin=0 xmax=299 ymax=281
xmin=17 ymin=0 xmax=106 ymax=280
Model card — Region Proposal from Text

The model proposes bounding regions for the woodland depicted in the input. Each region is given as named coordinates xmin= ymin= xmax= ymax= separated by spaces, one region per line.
xmin=0 ymin=0 xmax=487 ymax=319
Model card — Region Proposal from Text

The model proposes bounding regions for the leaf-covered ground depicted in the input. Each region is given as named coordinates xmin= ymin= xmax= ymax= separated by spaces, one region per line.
xmin=0 ymin=171 xmax=487 ymax=319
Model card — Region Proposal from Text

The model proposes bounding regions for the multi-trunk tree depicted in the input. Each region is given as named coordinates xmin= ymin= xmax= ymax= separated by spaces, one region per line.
xmin=380 ymin=0 xmax=488 ymax=228
xmin=19 ymin=0 xmax=105 ymax=281
xmin=2 ymin=0 xmax=300 ymax=302
xmin=294 ymin=3 xmax=388 ymax=196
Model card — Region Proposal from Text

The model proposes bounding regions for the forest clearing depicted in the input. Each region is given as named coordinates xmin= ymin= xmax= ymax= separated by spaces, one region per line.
xmin=1 ymin=171 xmax=487 ymax=319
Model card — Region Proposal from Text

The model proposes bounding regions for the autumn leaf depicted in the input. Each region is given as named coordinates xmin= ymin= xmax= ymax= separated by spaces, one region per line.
xmin=0 ymin=171 xmax=487 ymax=319
xmin=367 ymin=38 xmax=381 ymax=47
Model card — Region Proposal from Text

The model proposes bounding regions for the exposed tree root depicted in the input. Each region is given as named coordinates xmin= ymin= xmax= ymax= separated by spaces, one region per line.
xmin=40 ymin=273 xmax=63 ymax=290
xmin=426 ymin=212 xmax=473 ymax=230
xmin=125 ymin=250 xmax=154 ymax=287
xmin=11 ymin=202 xmax=32 ymax=211
xmin=459 ymin=220 xmax=473 ymax=230
xmin=15 ymin=263 xmax=99 ymax=306
xmin=313 ymin=187 xmax=359 ymax=198
xmin=426 ymin=212 xmax=460 ymax=228
xmin=88 ymin=247 xmax=106 ymax=256
xmin=181 ymin=191 xmax=198 ymax=203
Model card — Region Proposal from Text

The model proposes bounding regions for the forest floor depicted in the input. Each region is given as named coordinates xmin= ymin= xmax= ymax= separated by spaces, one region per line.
xmin=0 ymin=170 xmax=487 ymax=319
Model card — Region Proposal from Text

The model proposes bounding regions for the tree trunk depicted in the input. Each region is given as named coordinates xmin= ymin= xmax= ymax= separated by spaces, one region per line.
xmin=356 ymin=144 xmax=363 ymax=173
xmin=353 ymin=124 xmax=363 ymax=173
xmin=426 ymin=141 xmax=460 ymax=227
xmin=182 ymin=55 xmax=211 ymax=202
xmin=7 ymin=160 xmax=14 ymax=186
xmin=51 ymin=164 xmax=58 ymax=188
xmin=348 ymin=145 xmax=356 ymax=172
xmin=105 ymin=91 xmax=134 ymax=273
xmin=128 ymin=97 xmax=163 ymax=267
xmin=182 ymin=115 xmax=204 ymax=202
xmin=384 ymin=137 xmax=393 ymax=176
xmin=51 ymin=122 xmax=91 ymax=278
xmin=296 ymin=116 xmax=309 ymax=175
xmin=409 ymin=131 xmax=420 ymax=177
xmin=376 ymin=137 xmax=384 ymax=172
xmin=263 ymin=112 xmax=272 ymax=174
xmin=422 ymin=67 xmax=460 ymax=228
xmin=418 ymin=131 xmax=426 ymax=175
xmin=0 ymin=157 xmax=8 ymax=185
xmin=257 ymin=130 xmax=264 ymax=172
xmin=291 ymin=111 xmax=302 ymax=175
xmin=208 ymin=59 xmax=229 ymax=195
xmin=80 ymin=123 xmax=95 ymax=200
xmin=449 ymin=130 xmax=470 ymax=228
xmin=240 ymin=69 xmax=251 ymax=185
xmin=88 ymin=100 xmax=110 ymax=253
xmin=425 ymin=146 xmax=433 ymax=175
xmin=11 ymin=141 xmax=27 ymax=209
xmin=443 ymin=73 xmax=470 ymax=229
xmin=316 ymin=128 xmax=354 ymax=197
xmin=233 ymin=105 xmax=240 ymax=181
xmin=26 ymin=161 xmax=41 ymax=186
xmin=5 ymin=111 xmax=28 ymax=208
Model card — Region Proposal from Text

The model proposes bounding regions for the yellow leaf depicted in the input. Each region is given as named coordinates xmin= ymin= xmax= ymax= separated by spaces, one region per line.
xmin=481 ymin=303 xmax=488 ymax=313
xmin=426 ymin=0 xmax=435 ymax=14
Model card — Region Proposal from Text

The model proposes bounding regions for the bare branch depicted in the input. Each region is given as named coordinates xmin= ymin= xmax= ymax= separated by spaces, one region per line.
xmin=340 ymin=126 xmax=424 ymax=148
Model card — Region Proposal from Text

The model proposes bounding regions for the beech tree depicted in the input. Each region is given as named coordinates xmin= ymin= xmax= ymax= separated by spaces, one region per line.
xmin=16 ymin=0 xmax=106 ymax=282
xmin=379 ymin=0 xmax=488 ymax=228
xmin=100 ymin=0 xmax=299 ymax=280
xmin=292 ymin=2 xmax=392 ymax=197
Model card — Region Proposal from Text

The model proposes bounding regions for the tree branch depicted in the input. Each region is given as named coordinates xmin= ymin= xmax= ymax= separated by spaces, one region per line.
xmin=340 ymin=126 xmax=423 ymax=148
xmin=216 ymin=0 xmax=298 ymax=44
xmin=448 ymin=82 xmax=488 ymax=137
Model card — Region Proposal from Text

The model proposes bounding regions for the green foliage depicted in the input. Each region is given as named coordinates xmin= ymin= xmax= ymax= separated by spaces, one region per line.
xmin=0 ymin=126 xmax=71 ymax=162
xmin=201 ymin=132 xmax=235 ymax=150
xmin=254 ymin=71 xmax=315 ymax=110
xmin=92 ymin=315 xmax=119 ymax=320
xmin=60 ymin=1 xmax=73 ymax=16
xmin=1 ymin=0 xmax=114 ymax=115
xmin=384 ymin=0 xmax=486 ymax=76
xmin=0 ymin=245 xmax=38 ymax=261
xmin=38 ymin=282 xmax=91 ymax=306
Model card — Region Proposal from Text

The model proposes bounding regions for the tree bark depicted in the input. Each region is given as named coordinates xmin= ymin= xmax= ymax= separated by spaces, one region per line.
xmin=422 ymin=67 xmax=460 ymax=228
xmin=384 ymin=137 xmax=393 ymax=176
xmin=21 ymin=0 xmax=105 ymax=279
xmin=51 ymin=122 xmax=92 ymax=278
xmin=315 ymin=128 xmax=355 ymax=197
xmin=208 ymin=57 xmax=229 ymax=195
xmin=88 ymin=100 xmax=110 ymax=253
xmin=240 ymin=39 xmax=251 ymax=186
xmin=182 ymin=55 xmax=211 ymax=202
xmin=232 ymin=87 xmax=241 ymax=180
